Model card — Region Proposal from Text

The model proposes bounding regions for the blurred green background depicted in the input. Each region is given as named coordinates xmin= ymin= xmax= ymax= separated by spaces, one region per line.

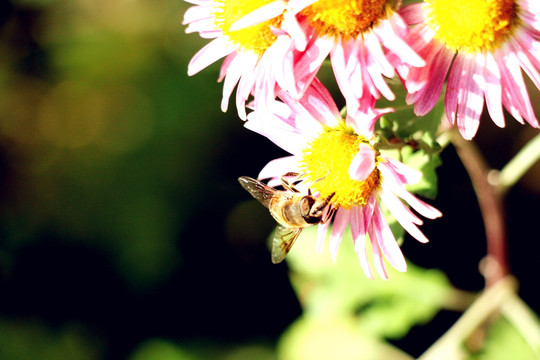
xmin=0 ymin=0 xmax=539 ymax=359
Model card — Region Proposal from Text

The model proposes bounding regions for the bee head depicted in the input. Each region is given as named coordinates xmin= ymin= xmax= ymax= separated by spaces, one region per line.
xmin=300 ymin=196 xmax=322 ymax=224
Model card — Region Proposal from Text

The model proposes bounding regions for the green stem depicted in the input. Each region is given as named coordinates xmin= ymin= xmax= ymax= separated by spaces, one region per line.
xmin=502 ymin=293 xmax=540 ymax=358
xmin=436 ymin=130 xmax=452 ymax=149
xmin=417 ymin=278 xmax=518 ymax=360
xmin=496 ymin=132 xmax=540 ymax=196
xmin=451 ymin=131 xmax=509 ymax=287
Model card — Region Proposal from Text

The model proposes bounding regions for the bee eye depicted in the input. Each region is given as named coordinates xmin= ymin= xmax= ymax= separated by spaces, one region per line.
xmin=300 ymin=196 xmax=315 ymax=216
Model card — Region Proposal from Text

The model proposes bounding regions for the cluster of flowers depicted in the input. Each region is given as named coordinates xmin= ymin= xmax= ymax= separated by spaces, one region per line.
xmin=184 ymin=0 xmax=540 ymax=278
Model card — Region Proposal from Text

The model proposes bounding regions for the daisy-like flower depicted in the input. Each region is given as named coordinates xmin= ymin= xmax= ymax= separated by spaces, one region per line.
xmin=233 ymin=0 xmax=425 ymax=113
xmin=245 ymin=79 xmax=442 ymax=279
xmin=397 ymin=0 xmax=540 ymax=140
xmin=183 ymin=0 xmax=300 ymax=119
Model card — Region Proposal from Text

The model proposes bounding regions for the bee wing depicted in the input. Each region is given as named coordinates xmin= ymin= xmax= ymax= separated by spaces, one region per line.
xmin=238 ymin=176 xmax=276 ymax=208
xmin=271 ymin=225 xmax=303 ymax=264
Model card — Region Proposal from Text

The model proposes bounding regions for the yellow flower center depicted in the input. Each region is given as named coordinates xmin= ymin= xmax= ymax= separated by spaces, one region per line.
xmin=213 ymin=0 xmax=283 ymax=55
xmin=300 ymin=0 xmax=388 ymax=40
xmin=425 ymin=0 xmax=517 ymax=53
xmin=299 ymin=124 xmax=381 ymax=209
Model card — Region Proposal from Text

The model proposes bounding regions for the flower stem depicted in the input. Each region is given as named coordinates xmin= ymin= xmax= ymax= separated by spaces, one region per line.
xmin=450 ymin=130 xmax=508 ymax=287
xmin=496 ymin=132 xmax=540 ymax=196
xmin=417 ymin=277 xmax=518 ymax=360
xmin=501 ymin=293 xmax=540 ymax=358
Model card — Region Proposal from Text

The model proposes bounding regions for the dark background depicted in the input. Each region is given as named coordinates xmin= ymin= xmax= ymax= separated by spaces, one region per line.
xmin=0 ymin=0 xmax=538 ymax=359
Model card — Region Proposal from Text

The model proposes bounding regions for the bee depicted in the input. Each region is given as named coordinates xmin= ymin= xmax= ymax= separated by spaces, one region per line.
xmin=238 ymin=172 xmax=335 ymax=264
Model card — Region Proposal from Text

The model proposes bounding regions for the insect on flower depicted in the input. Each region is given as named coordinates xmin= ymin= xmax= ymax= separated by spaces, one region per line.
xmin=238 ymin=172 xmax=335 ymax=264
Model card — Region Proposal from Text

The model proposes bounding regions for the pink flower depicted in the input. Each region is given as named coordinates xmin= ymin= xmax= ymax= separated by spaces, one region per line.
xmin=396 ymin=0 xmax=540 ymax=139
xmin=183 ymin=0 xmax=300 ymax=119
xmin=245 ymin=79 xmax=442 ymax=279
xmin=234 ymin=0 xmax=425 ymax=113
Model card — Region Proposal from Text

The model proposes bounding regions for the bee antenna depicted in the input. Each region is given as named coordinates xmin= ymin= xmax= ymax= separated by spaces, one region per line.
xmin=312 ymin=170 xmax=331 ymax=184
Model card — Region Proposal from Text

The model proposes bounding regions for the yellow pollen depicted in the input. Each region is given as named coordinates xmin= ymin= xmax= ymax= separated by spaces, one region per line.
xmin=300 ymin=0 xmax=388 ymax=40
xmin=213 ymin=0 xmax=283 ymax=55
xmin=426 ymin=0 xmax=517 ymax=53
xmin=299 ymin=125 xmax=381 ymax=210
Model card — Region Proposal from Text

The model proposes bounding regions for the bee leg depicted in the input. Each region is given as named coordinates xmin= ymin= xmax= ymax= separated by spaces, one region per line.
xmin=309 ymin=192 xmax=335 ymax=219
xmin=282 ymin=171 xmax=300 ymax=178
xmin=311 ymin=170 xmax=331 ymax=185
xmin=316 ymin=192 xmax=336 ymax=223
xmin=280 ymin=172 xmax=301 ymax=193
xmin=321 ymin=192 xmax=335 ymax=205
xmin=321 ymin=205 xmax=337 ymax=224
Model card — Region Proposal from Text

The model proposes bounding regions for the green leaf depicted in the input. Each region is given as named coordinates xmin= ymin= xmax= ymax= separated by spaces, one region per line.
xmin=373 ymin=82 xmax=443 ymax=200
xmin=130 ymin=339 xmax=195 ymax=360
xmin=375 ymin=79 xmax=444 ymax=149
xmin=0 ymin=319 xmax=101 ymax=360
xmin=469 ymin=316 xmax=539 ymax=360
xmin=278 ymin=316 xmax=413 ymax=360
xmin=282 ymin=226 xmax=459 ymax=342
xmin=400 ymin=146 xmax=442 ymax=199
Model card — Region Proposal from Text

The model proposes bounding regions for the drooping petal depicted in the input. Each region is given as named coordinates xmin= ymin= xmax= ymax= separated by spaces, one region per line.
xmin=331 ymin=38 xmax=358 ymax=106
xmin=354 ymin=41 xmax=380 ymax=104
xmin=399 ymin=3 xmax=426 ymax=25
xmin=380 ymin=188 xmax=430 ymax=244
xmin=367 ymin=222 xmax=388 ymax=280
xmin=272 ymin=38 xmax=299 ymax=100
xmin=371 ymin=204 xmax=407 ymax=272
xmin=413 ymin=45 xmax=453 ymax=116
xmin=500 ymin=65 xmax=525 ymax=124
xmin=349 ymin=143 xmax=376 ymax=182
xmin=183 ymin=4 xmax=214 ymax=27
xmin=483 ymin=52 xmax=505 ymax=127
xmin=363 ymin=30 xmax=394 ymax=78
xmin=520 ymin=0 xmax=540 ymax=31
xmin=445 ymin=52 xmax=466 ymax=126
xmin=184 ymin=15 xmax=219 ymax=36
xmin=363 ymin=193 xmax=378 ymax=230
xmin=293 ymin=35 xmax=334 ymax=95
xmin=455 ymin=54 xmax=484 ymax=140
xmin=379 ymin=156 xmax=423 ymax=185
xmin=245 ymin=110 xmax=309 ymax=155
xmin=512 ymin=30 xmax=540 ymax=90
xmin=364 ymin=31 xmax=395 ymax=100
xmin=399 ymin=25 xmax=439 ymax=95
xmin=235 ymin=53 xmax=261 ymax=119
xmin=388 ymin=182 xmax=443 ymax=220
xmin=187 ymin=37 xmax=236 ymax=76
xmin=379 ymin=187 xmax=423 ymax=226
xmin=499 ymin=46 xmax=539 ymax=127
xmin=282 ymin=10 xmax=308 ymax=51
xmin=346 ymin=39 xmax=367 ymax=101
xmin=347 ymin=106 xmax=392 ymax=139
xmin=298 ymin=78 xmax=341 ymax=127
xmin=258 ymin=156 xmax=299 ymax=180
xmin=317 ymin=206 xmax=332 ymax=253
xmin=515 ymin=29 xmax=540 ymax=71
xmin=350 ymin=206 xmax=373 ymax=279
xmin=218 ymin=51 xmax=237 ymax=82
xmin=329 ymin=207 xmax=350 ymax=262
xmin=277 ymin=90 xmax=327 ymax=138
xmin=221 ymin=53 xmax=256 ymax=114
xmin=375 ymin=13 xmax=425 ymax=68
